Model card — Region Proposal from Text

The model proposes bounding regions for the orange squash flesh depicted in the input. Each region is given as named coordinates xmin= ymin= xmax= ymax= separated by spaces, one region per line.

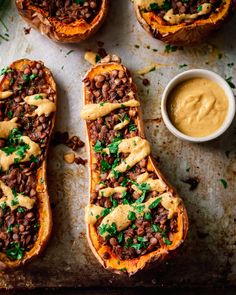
xmin=0 ymin=59 xmax=56 ymax=269
xmin=15 ymin=0 xmax=109 ymax=43
xmin=134 ymin=0 xmax=233 ymax=45
xmin=83 ymin=60 xmax=188 ymax=276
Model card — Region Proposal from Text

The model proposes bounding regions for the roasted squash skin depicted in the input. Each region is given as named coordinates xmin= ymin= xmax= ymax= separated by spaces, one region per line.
xmin=0 ymin=59 xmax=56 ymax=269
xmin=15 ymin=0 xmax=109 ymax=43
xmin=134 ymin=0 xmax=233 ymax=45
xmin=82 ymin=58 xmax=188 ymax=276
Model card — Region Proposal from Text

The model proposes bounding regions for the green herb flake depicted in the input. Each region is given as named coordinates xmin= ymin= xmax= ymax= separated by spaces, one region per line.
xmin=30 ymin=74 xmax=38 ymax=80
xmin=74 ymin=0 xmax=85 ymax=4
xmin=144 ymin=212 xmax=152 ymax=220
xmin=7 ymin=111 xmax=13 ymax=119
xmin=197 ymin=5 xmax=202 ymax=12
xmin=220 ymin=178 xmax=228 ymax=189
xmin=148 ymin=197 xmax=162 ymax=209
xmin=128 ymin=211 xmax=136 ymax=221
xmin=129 ymin=124 xmax=137 ymax=132
xmin=17 ymin=207 xmax=24 ymax=213
xmin=162 ymin=0 xmax=171 ymax=11
xmin=7 ymin=225 xmax=13 ymax=233
xmin=149 ymin=3 xmax=159 ymax=11
xmin=34 ymin=95 xmax=43 ymax=100
xmin=117 ymin=232 xmax=123 ymax=243
xmin=100 ymin=160 xmax=111 ymax=172
xmin=95 ymin=54 xmax=101 ymax=63
xmin=101 ymin=208 xmax=111 ymax=217
xmin=164 ymin=238 xmax=172 ymax=245
xmin=6 ymin=242 xmax=24 ymax=260
xmin=152 ymin=223 xmax=161 ymax=232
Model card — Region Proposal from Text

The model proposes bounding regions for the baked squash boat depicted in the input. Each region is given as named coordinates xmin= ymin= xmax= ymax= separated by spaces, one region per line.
xmin=15 ymin=0 xmax=108 ymax=43
xmin=0 ymin=59 xmax=56 ymax=268
xmin=134 ymin=0 xmax=233 ymax=45
xmin=81 ymin=55 xmax=188 ymax=276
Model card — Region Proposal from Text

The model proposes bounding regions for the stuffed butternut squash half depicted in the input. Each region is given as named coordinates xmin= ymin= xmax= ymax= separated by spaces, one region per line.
xmin=134 ymin=0 xmax=233 ymax=45
xmin=81 ymin=56 xmax=188 ymax=276
xmin=0 ymin=59 xmax=56 ymax=268
xmin=15 ymin=0 xmax=109 ymax=43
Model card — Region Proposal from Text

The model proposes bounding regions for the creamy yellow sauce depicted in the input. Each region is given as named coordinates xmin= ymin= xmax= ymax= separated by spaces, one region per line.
xmin=0 ymin=181 xmax=35 ymax=211
xmin=80 ymin=99 xmax=140 ymax=121
xmin=0 ymin=91 xmax=13 ymax=100
xmin=132 ymin=172 xmax=166 ymax=194
xmin=114 ymin=119 xmax=130 ymax=131
xmin=164 ymin=3 xmax=212 ymax=25
xmin=87 ymin=193 xmax=180 ymax=237
xmin=0 ymin=118 xmax=19 ymax=139
xmin=167 ymin=78 xmax=228 ymax=137
xmin=24 ymin=94 xmax=56 ymax=117
xmin=85 ymin=204 xmax=104 ymax=225
xmin=99 ymin=186 xmax=127 ymax=198
xmin=108 ymin=137 xmax=151 ymax=178
xmin=137 ymin=0 xmax=164 ymax=8
xmin=0 ymin=136 xmax=41 ymax=171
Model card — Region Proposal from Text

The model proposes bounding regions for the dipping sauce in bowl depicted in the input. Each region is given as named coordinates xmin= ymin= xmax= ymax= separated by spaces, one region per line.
xmin=167 ymin=77 xmax=228 ymax=137
xmin=161 ymin=69 xmax=235 ymax=142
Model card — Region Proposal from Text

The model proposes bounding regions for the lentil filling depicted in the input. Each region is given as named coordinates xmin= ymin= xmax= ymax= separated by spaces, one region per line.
xmin=144 ymin=0 xmax=223 ymax=24
xmin=0 ymin=61 xmax=56 ymax=261
xmin=83 ymin=66 xmax=179 ymax=261
xmin=31 ymin=0 xmax=102 ymax=24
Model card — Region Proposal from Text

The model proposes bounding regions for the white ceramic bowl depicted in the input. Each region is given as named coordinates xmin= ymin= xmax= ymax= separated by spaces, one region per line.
xmin=161 ymin=69 xmax=236 ymax=142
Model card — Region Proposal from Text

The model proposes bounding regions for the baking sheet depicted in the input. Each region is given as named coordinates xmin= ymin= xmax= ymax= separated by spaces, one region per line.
xmin=0 ymin=0 xmax=236 ymax=289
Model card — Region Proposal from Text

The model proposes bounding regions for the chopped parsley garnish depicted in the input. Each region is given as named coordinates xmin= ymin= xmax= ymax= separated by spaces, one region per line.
xmin=130 ymin=181 xmax=151 ymax=204
xmin=100 ymin=160 xmax=111 ymax=172
xmin=101 ymin=208 xmax=111 ymax=217
xmin=220 ymin=178 xmax=228 ymax=189
xmin=6 ymin=242 xmax=24 ymax=260
xmin=197 ymin=5 xmax=202 ymax=12
xmin=7 ymin=111 xmax=13 ymax=119
xmin=99 ymin=102 xmax=105 ymax=106
xmin=7 ymin=225 xmax=13 ymax=233
xmin=148 ymin=197 xmax=162 ymax=209
xmin=129 ymin=124 xmax=137 ymax=132
xmin=74 ymin=0 xmax=85 ymax=4
xmin=132 ymin=204 xmax=145 ymax=213
xmin=128 ymin=211 xmax=136 ymax=221
xmin=30 ymin=74 xmax=38 ymax=80
xmin=0 ymin=201 xmax=7 ymax=210
xmin=117 ymin=232 xmax=123 ymax=243
xmin=162 ymin=0 xmax=171 ymax=11
xmin=93 ymin=140 xmax=104 ymax=153
xmin=144 ymin=212 xmax=152 ymax=220
xmin=108 ymin=136 xmax=121 ymax=155
xmin=164 ymin=238 xmax=172 ymax=245
xmin=99 ymin=222 xmax=117 ymax=237
xmin=23 ymin=74 xmax=30 ymax=82
xmin=152 ymin=223 xmax=161 ymax=232
xmin=149 ymin=3 xmax=159 ymax=11
xmin=17 ymin=207 xmax=24 ymax=213
xmin=34 ymin=95 xmax=43 ymax=100
xmin=95 ymin=54 xmax=101 ymax=63
xmin=30 ymin=155 xmax=39 ymax=163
